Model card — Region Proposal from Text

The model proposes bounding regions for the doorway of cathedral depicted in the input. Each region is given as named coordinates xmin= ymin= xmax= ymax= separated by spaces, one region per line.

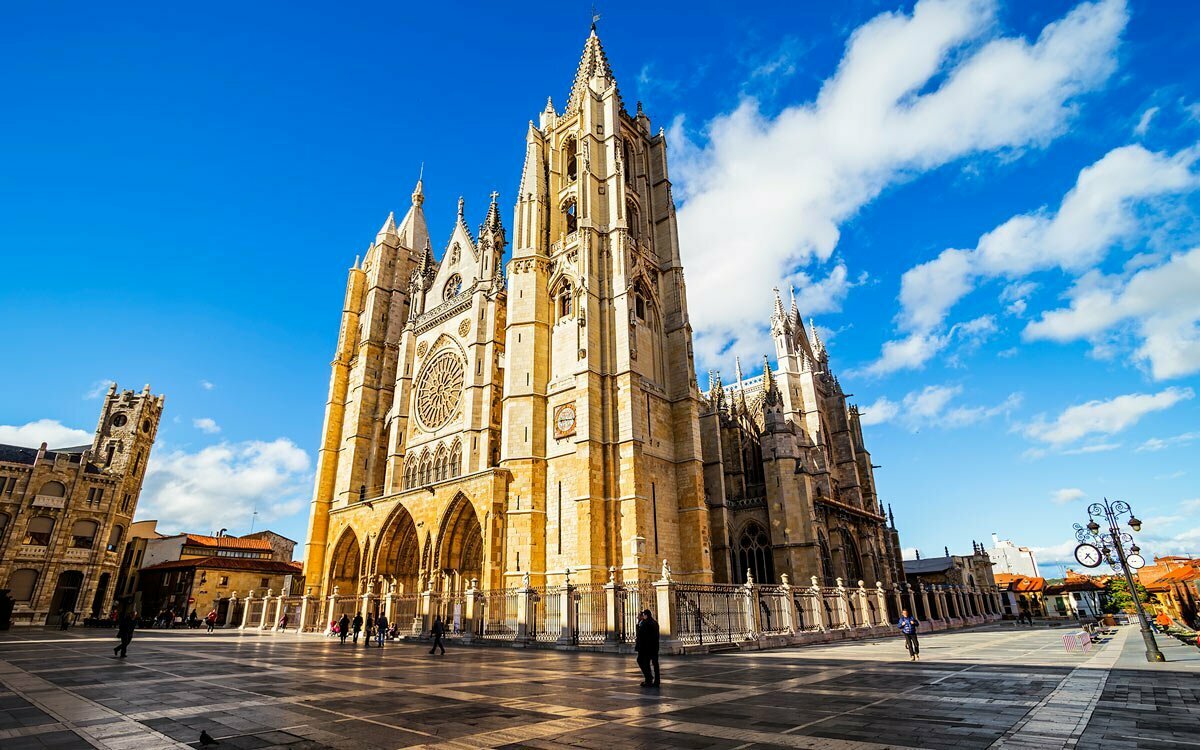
xmin=436 ymin=496 xmax=483 ymax=592
xmin=328 ymin=529 xmax=361 ymax=597
xmin=376 ymin=505 xmax=420 ymax=594
xmin=46 ymin=570 xmax=84 ymax=626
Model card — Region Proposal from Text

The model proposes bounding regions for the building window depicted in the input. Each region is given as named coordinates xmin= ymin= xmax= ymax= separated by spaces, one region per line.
xmin=735 ymin=523 xmax=775 ymax=584
xmin=564 ymin=137 xmax=577 ymax=182
xmin=563 ymin=198 xmax=577 ymax=235
xmin=555 ymin=281 xmax=573 ymax=319
xmin=449 ymin=441 xmax=462 ymax=478
xmin=71 ymin=519 xmax=99 ymax=549
xmin=626 ymin=200 xmax=640 ymax=241
xmin=2 ymin=476 xmax=15 ymax=495
xmin=635 ymin=294 xmax=646 ymax=320
xmin=0 ymin=512 xmax=8 ymax=539
xmin=37 ymin=480 xmax=66 ymax=499
xmin=260 ymin=577 xmax=270 ymax=588
xmin=23 ymin=516 xmax=55 ymax=546
xmin=219 ymin=576 xmax=229 ymax=587
xmin=7 ymin=569 xmax=39 ymax=602
xmin=107 ymin=525 xmax=124 ymax=553
xmin=623 ymin=139 xmax=635 ymax=185
xmin=86 ymin=487 xmax=105 ymax=505
xmin=121 ymin=493 xmax=132 ymax=513
xmin=443 ymin=274 xmax=462 ymax=300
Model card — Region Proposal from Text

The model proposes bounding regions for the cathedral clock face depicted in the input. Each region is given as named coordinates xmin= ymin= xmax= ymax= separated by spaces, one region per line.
xmin=554 ymin=403 xmax=577 ymax=438
xmin=415 ymin=351 xmax=465 ymax=430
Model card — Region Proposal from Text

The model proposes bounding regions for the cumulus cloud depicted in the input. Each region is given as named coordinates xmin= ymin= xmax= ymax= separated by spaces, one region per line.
xmin=0 ymin=419 xmax=92 ymax=449
xmin=671 ymin=0 xmax=1129 ymax=371
xmin=858 ymin=384 xmax=1020 ymax=430
xmin=872 ymin=143 xmax=1198 ymax=374
xmin=140 ymin=439 xmax=313 ymax=534
xmin=1021 ymin=386 xmax=1193 ymax=446
xmin=1051 ymin=487 xmax=1088 ymax=505
xmin=1024 ymin=248 xmax=1200 ymax=379
xmin=200 ymin=380 xmax=215 ymax=391
xmin=193 ymin=417 xmax=221 ymax=434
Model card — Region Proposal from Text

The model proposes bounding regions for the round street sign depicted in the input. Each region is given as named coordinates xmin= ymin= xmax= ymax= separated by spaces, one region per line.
xmin=1074 ymin=543 xmax=1102 ymax=568
xmin=1126 ymin=553 xmax=1146 ymax=570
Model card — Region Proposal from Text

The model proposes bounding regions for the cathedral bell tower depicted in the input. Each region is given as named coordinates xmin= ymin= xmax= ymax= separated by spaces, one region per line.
xmin=502 ymin=27 xmax=713 ymax=584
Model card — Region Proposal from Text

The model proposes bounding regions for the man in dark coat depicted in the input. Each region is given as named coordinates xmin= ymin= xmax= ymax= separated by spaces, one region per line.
xmin=635 ymin=609 xmax=660 ymax=687
xmin=113 ymin=611 xmax=136 ymax=658
xmin=429 ymin=615 xmax=446 ymax=655
xmin=338 ymin=613 xmax=351 ymax=644
xmin=352 ymin=612 xmax=363 ymax=644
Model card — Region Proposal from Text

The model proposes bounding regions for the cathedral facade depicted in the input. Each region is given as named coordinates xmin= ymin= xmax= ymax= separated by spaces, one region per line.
xmin=303 ymin=28 xmax=900 ymax=600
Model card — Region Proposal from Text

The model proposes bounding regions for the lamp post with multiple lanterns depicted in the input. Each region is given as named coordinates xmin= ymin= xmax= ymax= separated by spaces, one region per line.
xmin=1072 ymin=498 xmax=1164 ymax=663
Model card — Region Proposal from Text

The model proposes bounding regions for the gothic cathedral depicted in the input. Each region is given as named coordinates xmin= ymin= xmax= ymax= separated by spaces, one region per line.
xmin=303 ymin=27 xmax=900 ymax=599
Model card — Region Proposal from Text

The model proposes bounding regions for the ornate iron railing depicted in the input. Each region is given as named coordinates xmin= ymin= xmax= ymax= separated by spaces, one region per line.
xmin=573 ymin=583 xmax=607 ymax=644
xmin=674 ymin=583 xmax=748 ymax=645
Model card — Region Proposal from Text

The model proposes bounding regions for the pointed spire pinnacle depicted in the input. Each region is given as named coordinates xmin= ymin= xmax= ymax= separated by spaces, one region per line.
xmin=411 ymin=173 xmax=425 ymax=207
xmin=377 ymin=211 xmax=397 ymax=238
xmin=457 ymin=196 xmax=464 ymax=219
xmin=763 ymin=355 xmax=781 ymax=406
xmin=352 ymin=254 xmax=360 ymax=269
xmin=810 ymin=318 xmax=826 ymax=356
xmin=566 ymin=26 xmax=622 ymax=113
xmin=772 ymin=287 xmax=786 ymax=322
xmin=711 ymin=371 xmax=725 ymax=411
xmin=734 ymin=356 xmax=744 ymax=384
xmin=480 ymin=190 xmax=504 ymax=236
xmin=544 ymin=96 xmax=555 ymax=114
xmin=789 ymin=284 xmax=800 ymax=324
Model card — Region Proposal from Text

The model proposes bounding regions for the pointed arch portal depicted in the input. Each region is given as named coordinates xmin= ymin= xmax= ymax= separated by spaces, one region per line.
xmin=435 ymin=495 xmax=483 ymax=593
xmin=328 ymin=528 xmax=361 ymax=597
xmin=375 ymin=505 xmax=420 ymax=594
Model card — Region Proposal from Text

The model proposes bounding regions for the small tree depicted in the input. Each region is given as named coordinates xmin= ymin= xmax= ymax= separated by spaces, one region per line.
xmin=1103 ymin=577 xmax=1149 ymax=614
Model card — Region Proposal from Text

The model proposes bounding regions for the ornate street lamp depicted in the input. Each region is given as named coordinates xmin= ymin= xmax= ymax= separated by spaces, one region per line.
xmin=1072 ymin=498 xmax=1164 ymax=663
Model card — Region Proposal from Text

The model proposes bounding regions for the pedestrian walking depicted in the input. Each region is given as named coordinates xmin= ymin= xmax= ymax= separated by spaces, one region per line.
xmin=898 ymin=609 xmax=920 ymax=661
xmin=365 ymin=613 xmax=375 ymax=646
xmin=429 ymin=615 xmax=446 ymax=655
xmin=352 ymin=612 xmax=363 ymax=644
xmin=635 ymin=609 xmax=660 ymax=687
xmin=339 ymin=614 xmax=351 ymax=645
xmin=113 ymin=611 xmax=137 ymax=658
xmin=205 ymin=609 xmax=218 ymax=633
xmin=375 ymin=614 xmax=388 ymax=647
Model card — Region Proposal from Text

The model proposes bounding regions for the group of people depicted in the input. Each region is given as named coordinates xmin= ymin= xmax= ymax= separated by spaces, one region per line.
xmin=330 ymin=611 xmax=396 ymax=648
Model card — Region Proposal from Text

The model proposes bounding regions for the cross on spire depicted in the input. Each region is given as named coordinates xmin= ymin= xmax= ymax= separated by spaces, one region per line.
xmin=490 ymin=190 xmax=499 ymax=203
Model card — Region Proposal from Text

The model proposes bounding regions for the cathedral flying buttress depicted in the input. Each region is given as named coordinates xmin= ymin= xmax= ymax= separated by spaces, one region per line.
xmin=699 ymin=288 xmax=904 ymax=590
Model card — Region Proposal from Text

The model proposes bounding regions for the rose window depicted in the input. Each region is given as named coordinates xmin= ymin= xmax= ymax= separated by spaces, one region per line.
xmin=415 ymin=351 xmax=465 ymax=430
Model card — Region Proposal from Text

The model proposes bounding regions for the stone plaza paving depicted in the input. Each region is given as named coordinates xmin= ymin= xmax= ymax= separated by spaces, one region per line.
xmin=0 ymin=623 xmax=1196 ymax=750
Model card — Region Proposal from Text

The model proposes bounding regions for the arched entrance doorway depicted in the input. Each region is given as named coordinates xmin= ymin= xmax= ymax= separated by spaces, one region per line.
xmin=47 ymin=570 xmax=84 ymax=626
xmin=435 ymin=495 xmax=483 ymax=593
xmin=328 ymin=529 xmax=361 ymax=597
xmin=375 ymin=505 xmax=420 ymax=594
xmin=89 ymin=572 xmax=111 ymax=619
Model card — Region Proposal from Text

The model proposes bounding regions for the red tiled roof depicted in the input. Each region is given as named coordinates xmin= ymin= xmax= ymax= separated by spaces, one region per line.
xmin=141 ymin=556 xmax=301 ymax=574
xmin=995 ymin=574 xmax=1045 ymax=592
xmin=183 ymin=534 xmax=273 ymax=551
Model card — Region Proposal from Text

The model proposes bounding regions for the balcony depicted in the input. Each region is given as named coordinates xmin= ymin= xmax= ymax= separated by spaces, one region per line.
xmin=64 ymin=547 xmax=93 ymax=563
xmin=32 ymin=495 xmax=66 ymax=509
xmin=17 ymin=545 xmax=48 ymax=560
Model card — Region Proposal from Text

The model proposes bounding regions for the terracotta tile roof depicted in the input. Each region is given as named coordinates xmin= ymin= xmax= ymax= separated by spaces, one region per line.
xmin=140 ymin=556 xmax=302 ymax=574
xmin=995 ymin=574 xmax=1045 ymax=592
xmin=183 ymin=534 xmax=273 ymax=551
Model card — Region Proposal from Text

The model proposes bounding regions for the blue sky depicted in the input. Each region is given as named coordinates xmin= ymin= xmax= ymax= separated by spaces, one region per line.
xmin=2 ymin=0 xmax=1198 ymax=572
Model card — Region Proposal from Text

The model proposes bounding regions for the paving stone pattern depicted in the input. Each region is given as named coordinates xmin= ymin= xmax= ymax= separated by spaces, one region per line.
xmin=0 ymin=624 xmax=1195 ymax=749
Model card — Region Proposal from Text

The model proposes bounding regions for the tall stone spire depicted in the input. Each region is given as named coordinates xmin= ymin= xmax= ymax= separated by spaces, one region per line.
xmin=789 ymin=285 xmax=800 ymax=327
xmin=395 ymin=176 xmax=431 ymax=252
xmin=480 ymin=190 xmax=504 ymax=236
xmin=810 ymin=318 xmax=827 ymax=359
xmin=762 ymin=355 xmax=781 ymax=406
xmin=566 ymin=26 xmax=622 ymax=113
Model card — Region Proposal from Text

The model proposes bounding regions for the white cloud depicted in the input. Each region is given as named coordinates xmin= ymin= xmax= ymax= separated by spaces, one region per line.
xmin=1051 ymin=487 xmax=1087 ymax=505
xmin=200 ymin=380 xmax=215 ymax=391
xmin=1181 ymin=498 xmax=1200 ymax=512
xmin=83 ymin=380 xmax=115 ymax=399
xmin=874 ymin=143 xmax=1198 ymax=374
xmin=139 ymin=439 xmax=312 ymax=534
xmin=1137 ymin=432 xmax=1199 ymax=452
xmin=1134 ymin=106 xmax=1159 ymax=136
xmin=1060 ymin=442 xmax=1123 ymax=455
xmin=1021 ymin=386 xmax=1193 ymax=446
xmin=193 ymin=417 xmax=221 ymax=434
xmin=1024 ymin=248 xmax=1200 ymax=380
xmin=671 ymin=0 xmax=1128 ymax=371
xmin=859 ymin=384 xmax=1019 ymax=430
xmin=0 ymin=419 xmax=92 ymax=449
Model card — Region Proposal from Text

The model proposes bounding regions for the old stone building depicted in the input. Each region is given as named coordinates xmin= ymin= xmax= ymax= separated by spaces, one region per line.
xmin=700 ymin=293 xmax=903 ymax=587
xmin=302 ymin=27 xmax=911 ymax=602
xmin=0 ymin=384 xmax=163 ymax=625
